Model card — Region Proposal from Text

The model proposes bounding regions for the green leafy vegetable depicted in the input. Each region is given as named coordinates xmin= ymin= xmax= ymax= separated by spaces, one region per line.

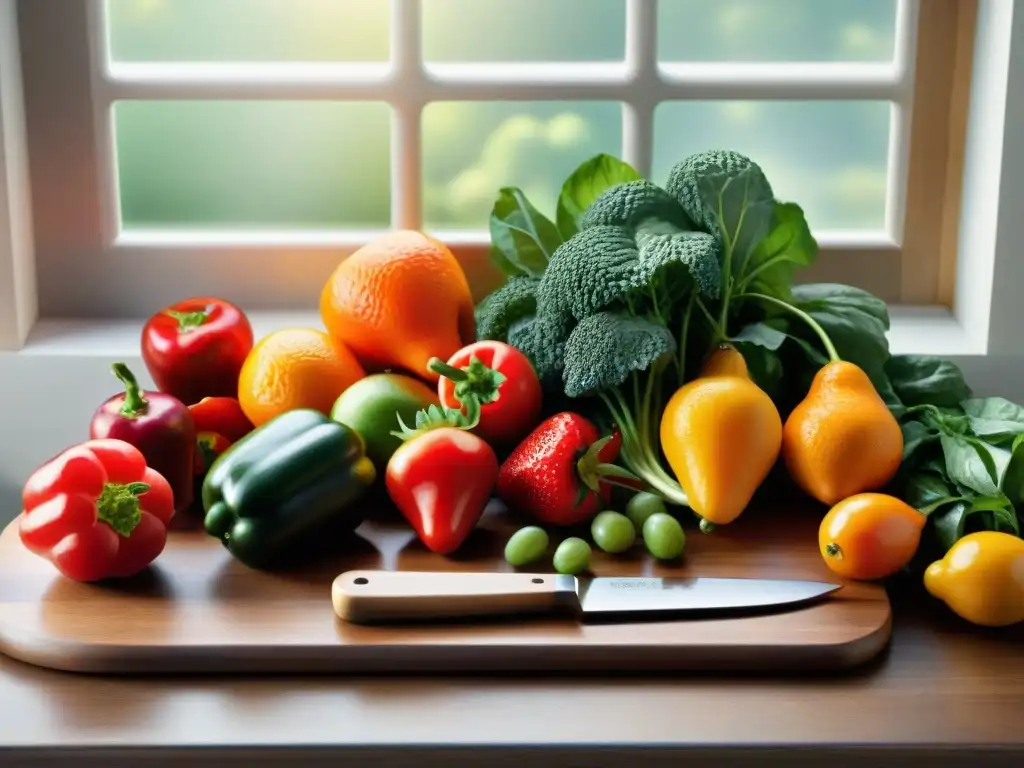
xmin=562 ymin=312 xmax=675 ymax=399
xmin=476 ymin=146 xmax=1024 ymax=561
xmin=489 ymin=187 xmax=564 ymax=278
xmin=789 ymin=284 xmax=890 ymax=373
xmin=556 ymin=154 xmax=642 ymax=239
xmin=901 ymin=420 xmax=940 ymax=465
xmin=939 ymin=434 xmax=1008 ymax=496
xmin=474 ymin=276 xmax=539 ymax=342
xmin=886 ymin=355 xmax=972 ymax=408
xmin=1000 ymin=439 xmax=1024 ymax=508
xmin=960 ymin=397 xmax=1024 ymax=443
xmin=738 ymin=202 xmax=817 ymax=300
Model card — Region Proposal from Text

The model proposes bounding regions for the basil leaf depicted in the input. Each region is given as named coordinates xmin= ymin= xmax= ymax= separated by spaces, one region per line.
xmin=733 ymin=341 xmax=783 ymax=399
xmin=962 ymin=396 xmax=1024 ymax=421
xmin=790 ymin=282 xmax=890 ymax=327
xmin=903 ymin=471 xmax=957 ymax=509
xmin=969 ymin=496 xmax=1021 ymax=536
xmin=999 ymin=437 xmax=1024 ymax=509
xmin=933 ymin=495 xmax=1019 ymax=553
xmin=789 ymin=283 xmax=892 ymax=399
xmin=556 ymin=154 xmax=642 ymax=239
xmin=790 ymin=284 xmax=890 ymax=368
xmin=931 ymin=501 xmax=969 ymax=553
xmin=902 ymin=420 xmax=940 ymax=465
xmin=740 ymin=202 xmax=817 ymax=301
xmin=939 ymin=434 xmax=1011 ymax=496
xmin=967 ymin=418 xmax=1024 ymax=443
xmin=961 ymin=398 xmax=1024 ymax=443
xmin=489 ymin=187 xmax=564 ymax=278
xmin=731 ymin=321 xmax=787 ymax=351
xmin=885 ymin=355 xmax=972 ymax=408
xmin=874 ymin=373 xmax=907 ymax=420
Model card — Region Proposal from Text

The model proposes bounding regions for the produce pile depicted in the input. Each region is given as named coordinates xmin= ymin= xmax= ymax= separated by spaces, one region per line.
xmin=15 ymin=149 xmax=1024 ymax=630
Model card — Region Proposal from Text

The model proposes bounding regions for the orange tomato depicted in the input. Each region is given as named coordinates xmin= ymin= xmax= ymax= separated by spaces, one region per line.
xmin=818 ymin=493 xmax=925 ymax=581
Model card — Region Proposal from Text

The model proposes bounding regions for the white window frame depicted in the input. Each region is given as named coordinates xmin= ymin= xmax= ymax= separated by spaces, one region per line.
xmin=1 ymin=0 xmax=1023 ymax=366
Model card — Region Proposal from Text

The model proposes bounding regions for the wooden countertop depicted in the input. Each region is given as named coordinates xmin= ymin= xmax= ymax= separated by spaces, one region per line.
xmin=0 ymin=571 xmax=1021 ymax=767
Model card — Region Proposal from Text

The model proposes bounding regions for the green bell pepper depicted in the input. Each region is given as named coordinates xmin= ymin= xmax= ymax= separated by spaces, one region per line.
xmin=202 ymin=408 xmax=376 ymax=569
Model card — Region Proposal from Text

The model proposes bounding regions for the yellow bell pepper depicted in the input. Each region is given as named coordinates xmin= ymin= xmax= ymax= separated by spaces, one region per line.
xmin=923 ymin=531 xmax=1024 ymax=627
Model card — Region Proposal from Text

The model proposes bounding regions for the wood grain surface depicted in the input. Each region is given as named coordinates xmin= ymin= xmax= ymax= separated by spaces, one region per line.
xmin=0 ymin=501 xmax=891 ymax=675
xmin=0 ymin=506 xmax=1022 ymax=764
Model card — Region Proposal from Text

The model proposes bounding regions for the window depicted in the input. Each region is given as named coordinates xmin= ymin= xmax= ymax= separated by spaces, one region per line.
xmin=5 ymin=0 xmax=989 ymax=319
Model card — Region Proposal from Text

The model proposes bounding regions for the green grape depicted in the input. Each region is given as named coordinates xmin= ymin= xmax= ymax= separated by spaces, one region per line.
xmin=626 ymin=492 xmax=667 ymax=531
xmin=590 ymin=510 xmax=636 ymax=554
xmin=642 ymin=513 xmax=686 ymax=560
xmin=504 ymin=526 xmax=550 ymax=567
xmin=553 ymin=537 xmax=591 ymax=575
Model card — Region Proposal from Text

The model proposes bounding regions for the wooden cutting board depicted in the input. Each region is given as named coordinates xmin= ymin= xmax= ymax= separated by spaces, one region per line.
xmin=0 ymin=501 xmax=892 ymax=675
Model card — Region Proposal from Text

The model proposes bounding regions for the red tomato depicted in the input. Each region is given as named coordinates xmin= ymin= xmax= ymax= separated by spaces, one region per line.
xmin=432 ymin=341 xmax=542 ymax=447
xmin=385 ymin=427 xmax=499 ymax=555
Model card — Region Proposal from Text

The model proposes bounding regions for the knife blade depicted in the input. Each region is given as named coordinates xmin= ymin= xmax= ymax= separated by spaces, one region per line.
xmin=332 ymin=570 xmax=842 ymax=625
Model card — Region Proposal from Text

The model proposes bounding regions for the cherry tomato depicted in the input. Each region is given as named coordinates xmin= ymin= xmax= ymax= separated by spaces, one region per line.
xmin=818 ymin=493 xmax=925 ymax=581
xmin=431 ymin=340 xmax=542 ymax=447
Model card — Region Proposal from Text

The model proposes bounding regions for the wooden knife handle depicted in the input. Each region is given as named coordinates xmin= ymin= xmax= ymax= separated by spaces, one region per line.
xmin=332 ymin=570 xmax=580 ymax=624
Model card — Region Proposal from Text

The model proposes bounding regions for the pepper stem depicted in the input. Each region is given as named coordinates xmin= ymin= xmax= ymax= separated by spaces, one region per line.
xmin=734 ymin=292 xmax=841 ymax=363
xmin=167 ymin=308 xmax=210 ymax=332
xmin=428 ymin=355 xmax=506 ymax=406
xmin=112 ymin=362 xmax=149 ymax=417
xmin=427 ymin=357 xmax=469 ymax=382
xmin=96 ymin=481 xmax=150 ymax=538
xmin=825 ymin=542 xmax=843 ymax=559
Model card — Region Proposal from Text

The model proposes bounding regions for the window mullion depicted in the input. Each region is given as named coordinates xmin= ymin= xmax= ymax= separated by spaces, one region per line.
xmin=886 ymin=0 xmax=921 ymax=246
xmin=87 ymin=0 xmax=121 ymax=246
xmin=623 ymin=0 xmax=658 ymax=178
xmin=390 ymin=0 xmax=424 ymax=231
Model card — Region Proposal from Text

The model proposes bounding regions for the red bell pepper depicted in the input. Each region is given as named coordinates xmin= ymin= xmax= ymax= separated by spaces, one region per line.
xmin=428 ymin=340 xmax=542 ymax=447
xmin=194 ymin=431 xmax=232 ymax=477
xmin=141 ymin=296 xmax=254 ymax=406
xmin=19 ymin=438 xmax=175 ymax=582
xmin=189 ymin=397 xmax=254 ymax=443
xmin=496 ymin=412 xmax=629 ymax=526
xmin=90 ymin=362 xmax=196 ymax=514
xmin=385 ymin=403 xmax=498 ymax=555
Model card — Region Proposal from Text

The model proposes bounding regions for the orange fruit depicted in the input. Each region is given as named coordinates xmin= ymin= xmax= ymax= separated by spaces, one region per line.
xmin=782 ymin=361 xmax=903 ymax=506
xmin=237 ymin=328 xmax=365 ymax=427
xmin=319 ymin=230 xmax=476 ymax=382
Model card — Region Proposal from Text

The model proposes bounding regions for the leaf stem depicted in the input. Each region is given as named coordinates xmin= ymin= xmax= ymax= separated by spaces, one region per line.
xmin=597 ymin=388 xmax=690 ymax=509
xmin=695 ymin=297 xmax=720 ymax=334
xmin=678 ymin=291 xmax=695 ymax=385
xmin=735 ymin=291 xmax=840 ymax=363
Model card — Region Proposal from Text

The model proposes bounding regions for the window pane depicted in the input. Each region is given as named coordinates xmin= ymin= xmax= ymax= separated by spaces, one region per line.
xmin=106 ymin=0 xmax=390 ymax=63
xmin=658 ymin=0 xmax=897 ymax=62
xmin=422 ymin=0 xmax=625 ymax=62
xmin=653 ymin=101 xmax=890 ymax=231
xmin=422 ymin=102 xmax=623 ymax=229
xmin=115 ymin=101 xmax=391 ymax=230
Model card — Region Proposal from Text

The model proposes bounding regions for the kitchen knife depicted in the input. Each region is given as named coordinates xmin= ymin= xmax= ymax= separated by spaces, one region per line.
xmin=332 ymin=570 xmax=841 ymax=624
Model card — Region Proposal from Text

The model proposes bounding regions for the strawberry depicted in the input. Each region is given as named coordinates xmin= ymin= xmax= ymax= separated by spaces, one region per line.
xmin=496 ymin=412 xmax=626 ymax=526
